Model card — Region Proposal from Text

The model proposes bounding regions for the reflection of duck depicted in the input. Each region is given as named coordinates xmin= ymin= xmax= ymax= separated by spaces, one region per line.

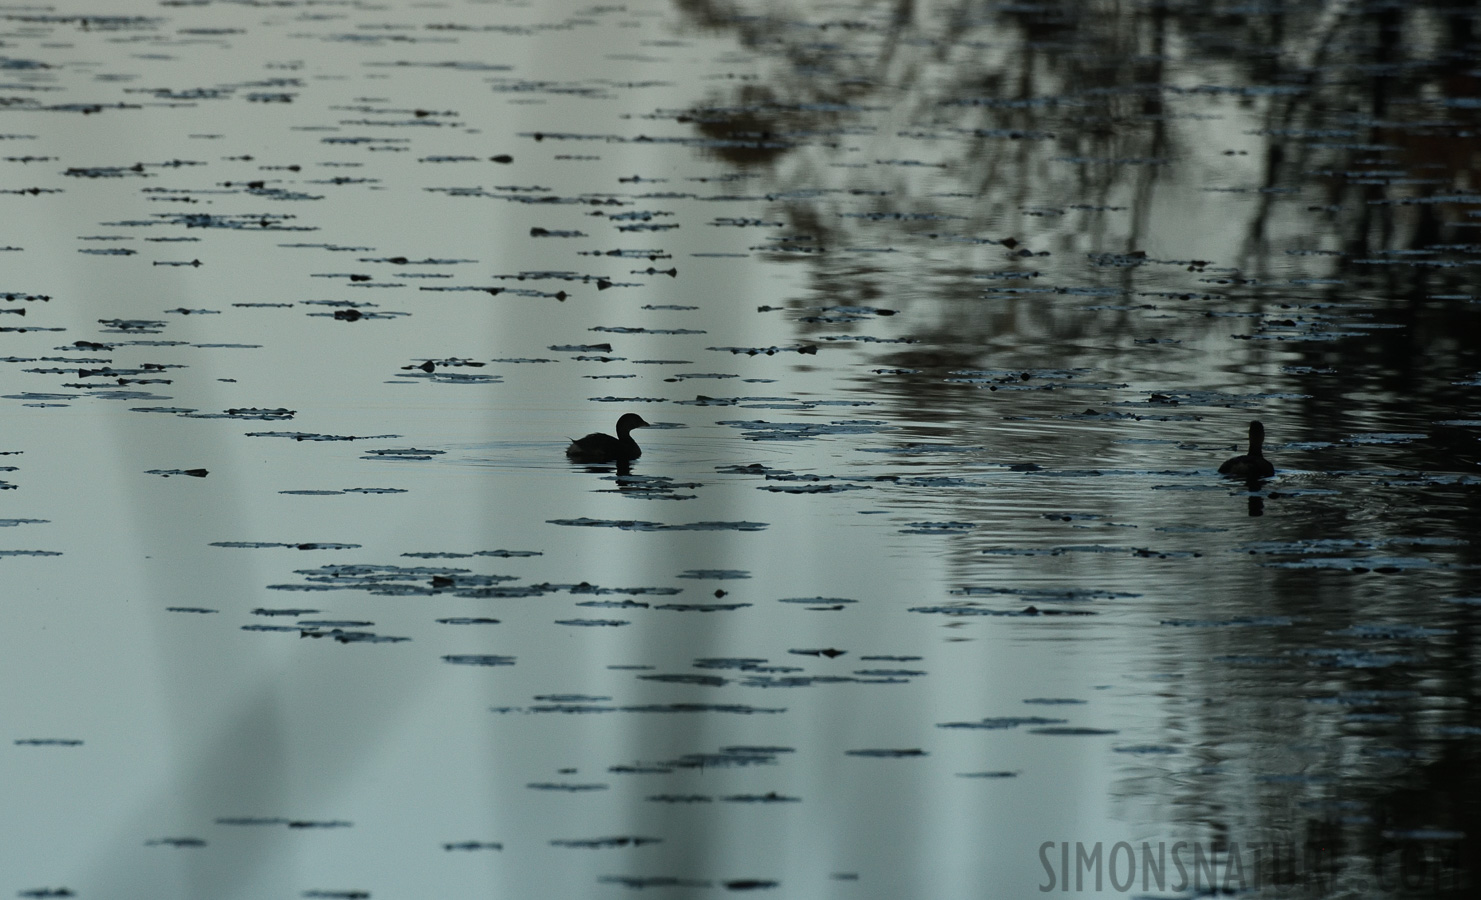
xmin=1219 ymin=420 xmax=1275 ymax=478
xmin=566 ymin=413 xmax=650 ymax=462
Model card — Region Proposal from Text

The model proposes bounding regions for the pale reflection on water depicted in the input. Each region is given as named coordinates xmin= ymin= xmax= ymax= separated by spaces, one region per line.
xmin=1 ymin=0 xmax=1478 ymax=897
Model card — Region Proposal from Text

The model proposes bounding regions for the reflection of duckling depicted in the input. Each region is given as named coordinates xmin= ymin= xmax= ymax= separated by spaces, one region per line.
xmin=1219 ymin=420 xmax=1275 ymax=478
xmin=566 ymin=413 xmax=650 ymax=462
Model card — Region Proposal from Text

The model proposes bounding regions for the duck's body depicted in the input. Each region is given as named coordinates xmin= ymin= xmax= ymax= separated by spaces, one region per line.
xmin=1219 ymin=420 xmax=1275 ymax=479
xmin=566 ymin=413 xmax=650 ymax=462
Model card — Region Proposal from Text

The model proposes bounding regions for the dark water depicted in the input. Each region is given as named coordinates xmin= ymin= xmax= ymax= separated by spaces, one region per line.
xmin=1 ymin=1 xmax=1478 ymax=897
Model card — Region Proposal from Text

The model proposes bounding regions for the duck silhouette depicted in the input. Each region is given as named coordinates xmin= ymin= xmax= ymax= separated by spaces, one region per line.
xmin=1219 ymin=420 xmax=1275 ymax=479
xmin=566 ymin=413 xmax=650 ymax=462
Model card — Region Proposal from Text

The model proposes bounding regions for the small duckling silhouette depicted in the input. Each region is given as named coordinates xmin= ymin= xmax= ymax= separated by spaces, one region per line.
xmin=566 ymin=413 xmax=650 ymax=462
xmin=1219 ymin=420 xmax=1275 ymax=479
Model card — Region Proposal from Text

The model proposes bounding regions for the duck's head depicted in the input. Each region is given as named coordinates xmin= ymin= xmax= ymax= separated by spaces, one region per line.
xmin=616 ymin=413 xmax=651 ymax=435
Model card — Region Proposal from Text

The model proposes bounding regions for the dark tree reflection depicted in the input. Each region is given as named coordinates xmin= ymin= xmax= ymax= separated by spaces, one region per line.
xmin=669 ymin=0 xmax=1481 ymax=891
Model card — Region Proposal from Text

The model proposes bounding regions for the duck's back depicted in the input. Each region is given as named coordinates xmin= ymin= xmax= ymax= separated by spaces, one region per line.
xmin=567 ymin=432 xmax=637 ymax=461
xmin=1219 ymin=454 xmax=1274 ymax=478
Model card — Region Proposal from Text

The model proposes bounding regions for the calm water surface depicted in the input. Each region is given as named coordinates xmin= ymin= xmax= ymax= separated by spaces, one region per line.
xmin=2 ymin=1 xmax=1478 ymax=897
